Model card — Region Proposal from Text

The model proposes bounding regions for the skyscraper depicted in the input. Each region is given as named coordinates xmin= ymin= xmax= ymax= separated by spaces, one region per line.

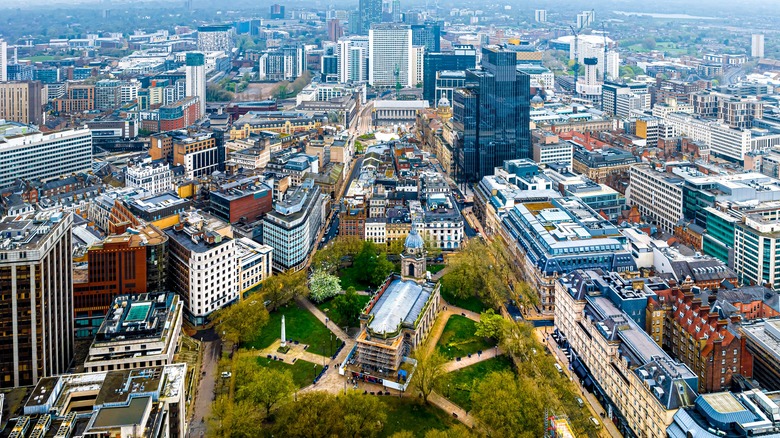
xmin=411 ymin=21 xmax=441 ymax=52
xmin=0 ymin=81 xmax=44 ymax=125
xmin=338 ymin=36 xmax=369 ymax=83
xmin=0 ymin=39 xmax=7 ymax=82
xmin=752 ymin=34 xmax=765 ymax=58
xmin=422 ymin=45 xmax=477 ymax=105
xmin=369 ymin=24 xmax=413 ymax=88
xmin=186 ymin=52 xmax=206 ymax=118
xmin=534 ymin=9 xmax=547 ymax=22
xmin=0 ymin=212 xmax=74 ymax=388
xmin=197 ymin=25 xmax=234 ymax=54
xmin=452 ymin=46 xmax=531 ymax=182
xmin=359 ymin=0 xmax=382 ymax=34
xmin=391 ymin=0 xmax=401 ymax=22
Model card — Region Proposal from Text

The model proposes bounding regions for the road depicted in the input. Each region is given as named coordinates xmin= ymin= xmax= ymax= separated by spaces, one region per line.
xmin=537 ymin=329 xmax=622 ymax=438
xmin=186 ymin=329 xmax=221 ymax=438
xmin=355 ymin=101 xmax=374 ymax=135
xmin=723 ymin=66 xmax=744 ymax=85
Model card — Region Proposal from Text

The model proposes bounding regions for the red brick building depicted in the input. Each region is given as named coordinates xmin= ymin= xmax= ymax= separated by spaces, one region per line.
xmin=209 ymin=176 xmax=274 ymax=223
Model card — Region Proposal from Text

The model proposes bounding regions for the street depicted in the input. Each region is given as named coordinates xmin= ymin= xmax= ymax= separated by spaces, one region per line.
xmin=186 ymin=329 xmax=221 ymax=438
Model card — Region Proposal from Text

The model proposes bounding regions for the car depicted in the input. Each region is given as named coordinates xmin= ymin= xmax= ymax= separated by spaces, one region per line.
xmin=221 ymin=371 xmax=232 ymax=378
xmin=576 ymin=397 xmax=584 ymax=408
xmin=554 ymin=363 xmax=563 ymax=373
xmin=590 ymin=417 xmax=601 ymax=428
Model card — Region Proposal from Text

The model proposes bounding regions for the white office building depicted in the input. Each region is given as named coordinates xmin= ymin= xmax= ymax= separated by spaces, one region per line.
xmin=125 ymin=159 xmax=173 ymax=195
xmin=235 ymin=237 xmax=273 ymax=295
xmin=186 ymin=52 xmax=207 ymax=119
xmin=0 ymin=39 xmax=7 ymax=82
xmin=627 ymin=165 xmax=684 ymax=234
xmin=752 ymin=34 xmax=765 ymax=58
xmin=534 ymin=9 xmax=547 ymax=22
xmin=165 ymin=213 xmax=239 ymax=325
xmin=369 ymin=23 xmax=414 ymax=88
xmin=120 ymin=81 xmax=140 ymax=104
xmin=262 ymin=179 xmax=326 ymax=271
xmin=0 ymin=126 xmax=92 ymax=188
xmin=338 ymin=36 xmax=369 ymax=83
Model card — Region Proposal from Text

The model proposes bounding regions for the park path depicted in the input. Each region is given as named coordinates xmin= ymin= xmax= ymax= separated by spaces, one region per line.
xmin=442 ymin=347 xmax=503 ymax=373
xmin=422 ymin=302 xmax=481 ymax=356
xmin=296 ymin=296 xmax=350 ymax=341
xmin=428 ymin=391 xmax=475 ymax=428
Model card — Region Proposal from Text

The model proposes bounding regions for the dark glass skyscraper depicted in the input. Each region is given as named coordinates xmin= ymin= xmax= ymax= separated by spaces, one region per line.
xmin=452 ymin=46 xmax=531 ymax=182
xmin=359 ymin=0 xmax=382 ymax=34
xmin=411 ymin=21 xmax=441 ymax=52
xmin=422 ymin=46 xmax=477 ymax=105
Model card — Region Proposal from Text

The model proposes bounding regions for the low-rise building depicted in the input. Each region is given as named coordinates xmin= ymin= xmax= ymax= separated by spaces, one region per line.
xmin=209 ymin=176 xmax=274 ymax=224
xmin=556 ymin=269 xmax=699 ymax=438
xmin=84 ymin=293 xmax=183 ymax=373
xmin=572 ymin=145 xmax=638 ymax=184
xmin=125 ymin=158 xmax=173 ymax=195
xmin=12 ymin=363 xmax=187 ymax=438
xmin=235 ymin=237 xmax=273 ymax=296
xmin=356 ymin=274 xmax=441 ymax=373
xmin=667 ymin=390 xmax=780 ymax=437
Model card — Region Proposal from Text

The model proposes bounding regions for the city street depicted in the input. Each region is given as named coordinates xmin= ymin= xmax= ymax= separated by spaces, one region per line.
xmin=186 ymin=329 xmax=221 ymax=438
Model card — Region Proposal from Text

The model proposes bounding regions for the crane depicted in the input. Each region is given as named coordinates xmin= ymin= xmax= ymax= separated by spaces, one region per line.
xmin=394 ymin=64 xmax=401 ymax=99
xmin=569 ymin=25 xmax=580 ymax=97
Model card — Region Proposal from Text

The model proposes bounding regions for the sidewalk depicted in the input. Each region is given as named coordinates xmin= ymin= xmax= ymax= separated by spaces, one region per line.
xmin=428 ymin=391 xmax=474 ymax=428
xmin=443 ymin=347 xmax=503 ymax=373
xmin=296 ymin=296 xmax=350 ymax=342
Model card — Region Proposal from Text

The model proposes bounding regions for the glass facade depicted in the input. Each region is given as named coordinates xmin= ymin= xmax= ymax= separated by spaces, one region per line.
xmin=453 ymin=46 xmax=531 ymax=182
xmin=422 ymin=51 xmax=476 ymax=105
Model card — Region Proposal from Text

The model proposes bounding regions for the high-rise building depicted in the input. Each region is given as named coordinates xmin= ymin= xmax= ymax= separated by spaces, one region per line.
xmin=261 ymin=179 xmax=326 ymax=271
xmin=186 ymin=52 xmax=206 ymax=118
xmin=0 ymin=211 xmax=74 ymax=388
xmin=197 ymin=25 xmax=234 ymax=54
xmin=422 ymin=46 xmax=477 ymax=105
xmin=391 ymin=0 xmax=401 ymax=22
xmin=0 ymin=39 xmax=7 ymax=82
xmin=359 ymin=0 xmax=382 ymax=34
xmin=53 ymin=83 xmax=95 ymax=113
xmin=411 ymin=21 xmax=441 ymax=52
xmin=0 ymin=125 xmax=92 ymax=187
xmin=258 ymin=46 xmax=305 ymax=81
xmin=752 ymin=34 xmax=765 ymax=58
xmin=328 ymin=19 xmax=344 ymax=42
xmin=6 ymin=63 xmax=34 ymax=81
xmin=166 ymin=213 xmax=238 ymax=325
xmin=601 ymin=81 xmax=649 ymax=116
xmin=452 ymin=46 xmax=532 ymax=182
xmin=94 ymin=79 xmax=122 ymax=110
xmin=337 ymin=36 xmax=369 ymax=83
xmin=0 ymin=81 xmax=44 ymax=125
xmin=270 ymin=4 xmax=285 ymax=19
xmin=534 ymin=9 xmax=547 ymax=22
xmin=369 ymin=23 xmax=413 ymax=88
xmin=348 ymin=10 xmax=362 ymax=35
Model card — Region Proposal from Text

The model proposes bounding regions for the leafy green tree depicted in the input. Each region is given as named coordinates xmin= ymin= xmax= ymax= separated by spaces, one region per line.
xmin=371 ymin=252 xmax=394 ymax=286
xmin=236 ymin=366 xmax=296 ymax=416
xmin=207 ymin=396 xmax=264 ymax=438
xmin=262 ymin=270 xmax=309 ymax=310
xmin=309 ymin=269 xmax=342 ymax=303
xmin=470 ymin=371 xmax=548 ymax=437
xmin=272 ymin=392 xmax=341 ymax=438
xmin=212 ymin=295 xmax=269 ymax=344
xmin=341 ymin=391 xmax=387 ymax=437
xmin=474 ymin=309 xmax=504 ymax=340
xmin=389 ymin=432 xmax=415 ymax=438
xmin=411 ymin=349 xmax=447 ymax=403
xmin=331 ymin=287 xmax=365 ymax=327
xmin=312 ymin=236 xmax=363 ymax=273
xmin=424 ymin=425 xmax=475 ymax=438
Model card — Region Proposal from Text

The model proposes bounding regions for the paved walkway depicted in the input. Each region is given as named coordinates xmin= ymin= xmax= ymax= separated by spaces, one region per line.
xmin=442 ymin=347 xmax=503 ymax=373
xmin=429 ymin=391 xmax=474 ymax=428
xmin=296 ymin=296 xmax=350 ymax=341
xmin=422 ymin=303 xmax=480 ymax=356
xmin=250 ymin=339 xmax=331 ymax=367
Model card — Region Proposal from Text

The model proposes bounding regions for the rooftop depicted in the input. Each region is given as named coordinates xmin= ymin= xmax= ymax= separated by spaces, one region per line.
xmin=366 ymin=277 xmax=435 ymax=336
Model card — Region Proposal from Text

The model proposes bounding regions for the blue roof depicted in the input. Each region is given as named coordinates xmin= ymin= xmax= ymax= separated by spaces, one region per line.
xmin=405 ymin=223 xmax=424 ymax=250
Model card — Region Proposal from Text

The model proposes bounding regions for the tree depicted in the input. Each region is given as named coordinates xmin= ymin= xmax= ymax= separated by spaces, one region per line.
xmin=474 ymin=309 xmax=504 ymax=340
xmin=236 ymin=366 xmax=296 ymax=416
xmin=371 ymin=252 xmax=394 ymax=286
xmin=642 ymin=37 xmax=657 ymax=51
xmin=331 ymin=287 xmax=365 ymax=327
xmin=272 ymin=392 xmax=342 ymax=438
xmin=262 ymin=270 xmax=309 ymax=310
xmin=389 ymin=432 xmax=415 ymax=438
xmin=470 ymin=371 xmax=548 ymax=437
xmin=212 ymin=295 xmax=269 ymax=344
xmin=340 ymin=391 xmax=387 ymax=437
xmin=207 ymin=396 xmax=264 ymax=438
xmin=411 ymin=349 xmax=447 ymax=403
xmin=423 ymin=233 xmax=442 ymax=259
xmin=309 ymin=269 xmax=342 ymax=303
xmin=312 ymin=236 xmax=363 ymax=273
xmin=498 ymin=319 xmax=536 ymax=362
xmin=424 ymin=425 xmax=474 ymax=438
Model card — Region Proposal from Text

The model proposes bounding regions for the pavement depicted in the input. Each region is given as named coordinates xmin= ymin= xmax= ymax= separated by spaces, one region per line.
xmin=186 ymin=329 xmax=221 ymax=438
xmin=536 ymin=328 xmax=622 ymax=438
xmin=442 ymin=347 xmax=503 ymax=373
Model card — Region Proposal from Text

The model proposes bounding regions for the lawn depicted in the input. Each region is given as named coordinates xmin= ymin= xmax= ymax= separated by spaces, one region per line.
xmin=436 ymin=315 xmax=496 ymax=360
xmin=445 ymin=355 xmax=514 ymax=411
xmin=315 ymin=293 xmax=373 ymax=326
xmin=338 ymin=265 xmax=372 ymax=291
xmin=243 ymin=303 xmax=338 ymax=356
xmin=441 ymin=289 xmax=486 ymax=314
xmin=427 ymin=264 xmax=446 ymax=274
xmin=256 ymin=356 xmax=324 ymax=388
xmin=380 ymin=397 xmax=457 ymax=437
